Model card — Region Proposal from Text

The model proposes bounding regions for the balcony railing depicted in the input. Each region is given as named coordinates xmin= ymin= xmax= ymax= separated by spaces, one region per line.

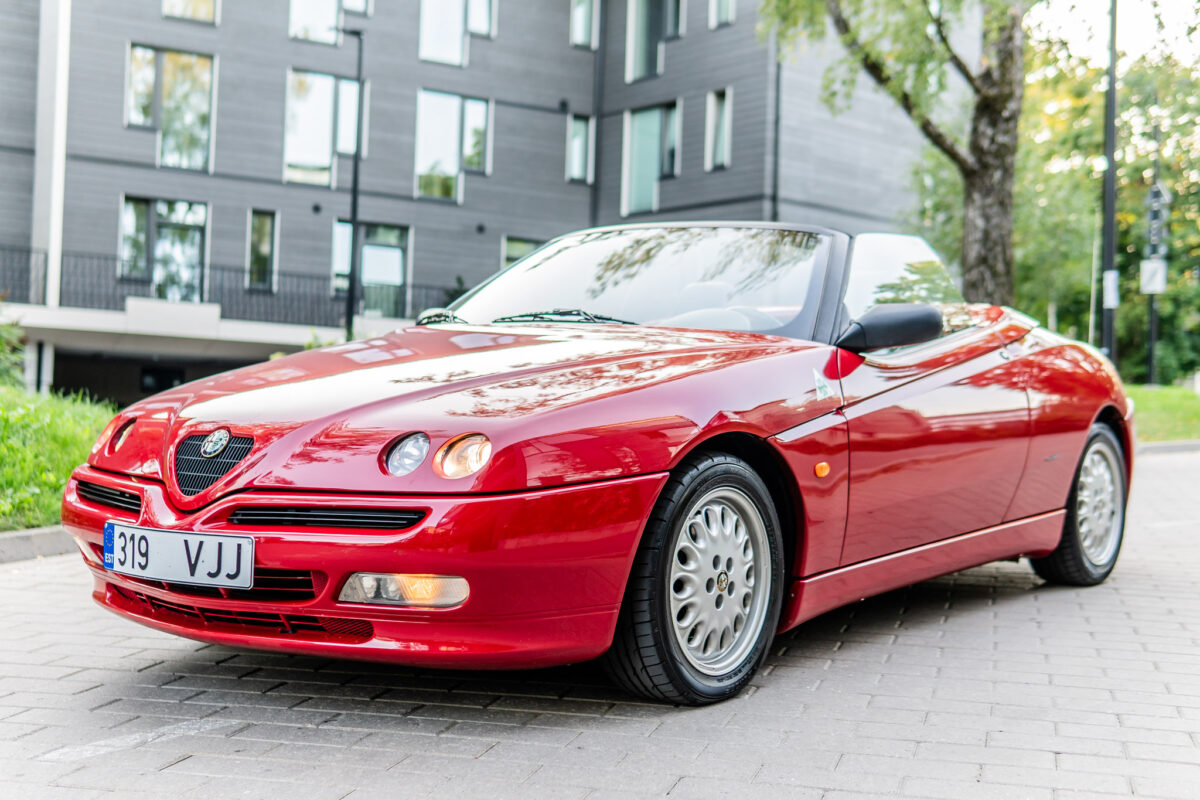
xmin=1 ymin=246 xmax=462 ymax=328
xmin=0 ymin=245 xmax=47 ymax=305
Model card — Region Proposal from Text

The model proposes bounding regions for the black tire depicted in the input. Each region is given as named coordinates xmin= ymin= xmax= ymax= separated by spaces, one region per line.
xmin=1031 ymin=423 xmax=1127 ymax=586
xmin=603 ymin=452 xmax=785 ymax=705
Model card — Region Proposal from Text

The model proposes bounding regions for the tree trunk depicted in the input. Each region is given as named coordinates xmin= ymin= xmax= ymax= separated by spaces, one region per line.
xmin=959 ymin=3 xmax=1026 ymax=306
xmin=961 ymin=157 xmax=1016 ymax=305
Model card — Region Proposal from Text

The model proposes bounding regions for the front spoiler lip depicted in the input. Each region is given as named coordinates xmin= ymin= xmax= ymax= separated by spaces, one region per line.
xmin=93 ymin=576 xmax=621 ymax=669
xmin=64 ymin=465 xmax=670 ymax=668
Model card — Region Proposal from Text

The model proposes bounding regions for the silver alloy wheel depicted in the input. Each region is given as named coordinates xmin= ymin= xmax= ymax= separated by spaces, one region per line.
xmin=667 ymin=486 xmax=771 ymax=677
xmin=1075 ymin=440 xmax=1123 ymax=567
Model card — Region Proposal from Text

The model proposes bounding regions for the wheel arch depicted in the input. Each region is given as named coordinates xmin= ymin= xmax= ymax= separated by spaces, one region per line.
xmin=673 ymin=431 xmax=804 ymax=584
xmin=1093 ymin=404 xmax=1133 ymax=481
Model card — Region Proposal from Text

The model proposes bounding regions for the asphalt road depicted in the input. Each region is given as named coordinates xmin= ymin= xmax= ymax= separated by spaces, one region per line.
xmin=1 ymin=450 xmax=1198 ymax=799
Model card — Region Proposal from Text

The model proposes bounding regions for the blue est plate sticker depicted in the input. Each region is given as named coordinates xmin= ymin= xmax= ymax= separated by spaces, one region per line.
xmin=103 ymin=522 xmax=115 ymax=568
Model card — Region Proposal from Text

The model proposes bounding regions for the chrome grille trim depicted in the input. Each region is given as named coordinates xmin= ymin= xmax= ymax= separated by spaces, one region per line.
xmin=174 ymin=434 xmax=254 ymax=496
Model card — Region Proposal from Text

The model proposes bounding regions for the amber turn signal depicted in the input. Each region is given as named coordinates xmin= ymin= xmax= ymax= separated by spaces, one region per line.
xmin=814 ymin=461 xmax=831 ymax=478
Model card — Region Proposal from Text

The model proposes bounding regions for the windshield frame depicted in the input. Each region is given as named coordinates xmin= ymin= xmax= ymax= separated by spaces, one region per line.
xmin=448 ymin=221 xmax=848 ymax=342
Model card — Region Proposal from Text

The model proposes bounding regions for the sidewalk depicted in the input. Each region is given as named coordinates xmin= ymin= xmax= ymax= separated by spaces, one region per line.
xmin=0 ymin=450 xmax=1197 ymax=798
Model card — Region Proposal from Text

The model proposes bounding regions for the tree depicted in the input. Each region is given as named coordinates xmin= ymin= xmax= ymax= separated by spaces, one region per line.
xmin=762 ymin=0 xmax=1031 ymax=304
xmin=913 ymin=40 xmax=1200 ymax=383
xmin=914 ymin=37 xmax=1100 ymax=335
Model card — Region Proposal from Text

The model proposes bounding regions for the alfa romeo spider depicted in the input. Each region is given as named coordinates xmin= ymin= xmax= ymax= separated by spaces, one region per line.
xmin=63 ymin=223 xmax=1133 ymax=704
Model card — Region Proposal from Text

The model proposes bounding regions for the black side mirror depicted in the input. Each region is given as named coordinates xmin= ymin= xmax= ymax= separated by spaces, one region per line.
xmin=835 ymin=303 xmax=944 ymax=353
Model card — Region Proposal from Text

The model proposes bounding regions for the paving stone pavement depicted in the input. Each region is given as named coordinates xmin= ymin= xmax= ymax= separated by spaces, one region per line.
xmin=1 ymin=451 xmax=1198 ymax=799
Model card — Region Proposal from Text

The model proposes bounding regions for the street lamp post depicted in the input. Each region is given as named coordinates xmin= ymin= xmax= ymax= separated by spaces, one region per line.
xmin=1100 ymin=0 xmax=1119 ymax=359
xmin=340 ymin=27 xmax=365 ymax=343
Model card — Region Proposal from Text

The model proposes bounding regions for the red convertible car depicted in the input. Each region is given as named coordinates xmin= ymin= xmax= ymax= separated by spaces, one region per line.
xmin=63 ymin=224 xmax=1132 ymax=704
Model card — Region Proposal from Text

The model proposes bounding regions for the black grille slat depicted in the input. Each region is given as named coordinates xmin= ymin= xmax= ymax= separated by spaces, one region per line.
xmin=174 ymin=435 xmax=254 ymax=496
xmin=77 ymin=481 xmax=143 ymax=514
xmin=227 ymin=507 xmax=426 ymax=530
xmin=119 ymin=565 xmax=318 ymax=602
xmin=113 ymin=586 xmax=373 ymax=642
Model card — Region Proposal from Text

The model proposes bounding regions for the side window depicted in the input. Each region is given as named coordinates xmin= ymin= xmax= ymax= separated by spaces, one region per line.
xmin=844 ymin=234 xmax=969 ymax=336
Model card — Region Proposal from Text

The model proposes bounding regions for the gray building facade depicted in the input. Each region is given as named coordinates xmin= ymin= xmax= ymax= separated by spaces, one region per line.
xmin=1 ymin=0 xmax=924 ymax=405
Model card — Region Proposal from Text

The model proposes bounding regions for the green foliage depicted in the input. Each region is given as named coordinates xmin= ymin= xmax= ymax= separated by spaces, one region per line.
xmin=873 ymin=260 xmax=965 ymax=306
xmin=913 ymin=39 xmax=1200 ymax=383
xmin=1125 ymin=384 xmax=1200 ymax=442
xmin=914 ymin=38 xmax=1100 ymax=339
xmin=761 ymin=0 xmax=972 ymax=123
xmin=0 ymin=387 xmax=115 ymax=531
xmin=417 ymin=171 xmax=457 ymax=200
xmin=305 ymin=331 xmax=340 ymax=350
xmin=0 ymin=319 xmax=22 ymax=388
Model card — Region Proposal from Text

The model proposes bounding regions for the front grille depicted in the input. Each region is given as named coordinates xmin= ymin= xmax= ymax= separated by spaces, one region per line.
xmin=77 ymin=481 xmax=142 ymax=514
xmin=227 ymin=507 xmax=427 ymax=530
xmin=92 ymin=545 xmax=321 ymax=602
xmin=174 ymin=434 xmax=254 ymax=496
xmin=110 ymin=585 xmax=373 ymax=642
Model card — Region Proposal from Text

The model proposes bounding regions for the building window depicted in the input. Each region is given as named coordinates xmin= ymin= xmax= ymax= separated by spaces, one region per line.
xmin=342 ymin=0 xmax=371 ymax=15
xmin=248 ymin=210 xmax=276 ymax=290
xmin=566 ymin=114 xmax=594 ymax=183
xmin=570 ymin=0 xmax=597 ymax=48
xmin=126 ymin=46 xmax=214 ymax=171
xmin=666 ymin=0 xmax=684 ymax=37
xmin=336 ymin=78 xmax=364 ymax=155
xmin=705 ymin=88 xmax=731 ymax=170
xmin=503 ymin=237 xmax=543 ymax=268
xmin=467 ymin=0 xmax=493 ymax=36
xmin=462 ymin=98 xmax=489 ymax=172
xmin=709 ymin=0 xmax=734 ymax=28
xmin=419 ymin=0 xmax=467 ymax=65
xmin=415 ymin=90 xmax=490 ymax=200
xmin=626 ymin=0 xmax=665 ymax=82
xmin=622 ymin=101 xmax=679 ymax=216
xmin=120 ymin=197 xmax=208 ymax=302
xmin=290 ymin=0 xmax=339 ymax=44
xmin=332 ymin=222 xmax=408 ymax=318
xmin=284 ymin=70 xmax=365 ymax=185
xmin=163 ymin=0 xmax=216 ymax=24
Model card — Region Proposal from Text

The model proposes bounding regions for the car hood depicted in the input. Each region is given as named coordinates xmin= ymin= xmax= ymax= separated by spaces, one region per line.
xmin=90 ymin=324 xmax=839 ymax=507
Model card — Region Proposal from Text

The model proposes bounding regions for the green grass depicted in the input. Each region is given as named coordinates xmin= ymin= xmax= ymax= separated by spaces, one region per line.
xmin=1126 ymin=384 xmax=1200 ymax=443
xmin=0 ymin=386 xmax=114 ymax=531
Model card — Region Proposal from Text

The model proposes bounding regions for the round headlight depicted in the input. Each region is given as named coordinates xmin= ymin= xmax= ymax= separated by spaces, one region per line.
xmin=435 ymin=434 xmax=492 ymax=479
xmin=385 ymin=433 xmax=430 ymax=476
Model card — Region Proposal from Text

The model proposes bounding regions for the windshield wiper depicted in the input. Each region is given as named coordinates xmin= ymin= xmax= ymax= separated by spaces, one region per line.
xmin=415 ymin=309 xmax=469 ymax=325
xmin=491 ymin=308 xmax=637 ymax=325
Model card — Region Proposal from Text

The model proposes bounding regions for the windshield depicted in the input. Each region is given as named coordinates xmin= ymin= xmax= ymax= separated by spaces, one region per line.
xmin=451 ymin=226 xmax=829 ymax=335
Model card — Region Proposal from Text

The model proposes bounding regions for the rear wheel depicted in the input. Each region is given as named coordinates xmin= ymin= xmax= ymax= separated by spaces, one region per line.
xmin=604 ymin=452 xmax=784 ymax=705
xmin=1031 ymin=424 xmax=1127 ymax=586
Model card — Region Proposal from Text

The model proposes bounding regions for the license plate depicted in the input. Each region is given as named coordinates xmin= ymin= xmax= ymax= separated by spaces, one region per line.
xmin=103 ymin=522 xmax=254 ymax=589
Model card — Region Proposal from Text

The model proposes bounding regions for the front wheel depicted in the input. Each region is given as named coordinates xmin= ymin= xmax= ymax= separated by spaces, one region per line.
xmin=604 ymin=452 xmax=784 ymax=705
xmin=1031 ymin=423 xmax=1127 ymax=586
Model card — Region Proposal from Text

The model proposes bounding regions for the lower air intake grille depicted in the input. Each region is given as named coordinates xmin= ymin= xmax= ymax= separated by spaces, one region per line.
xmin=77 ymin=481 xmax=142 ymax=514
xmin=227 ymin=507 xmax=427 ymax=530
xmin=174 ymin=434 xmax=254 ymax=496
xmin=109 ymin=585 xmax=374 ymax=643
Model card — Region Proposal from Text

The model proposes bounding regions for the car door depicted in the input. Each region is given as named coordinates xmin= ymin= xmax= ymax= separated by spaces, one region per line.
xmin=834 ymin=235 xmax=1032 ymax=566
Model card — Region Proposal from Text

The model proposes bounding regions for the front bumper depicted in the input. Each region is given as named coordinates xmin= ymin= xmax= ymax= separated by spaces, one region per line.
xmin=63 ymin=466 xmax=667 ymax=669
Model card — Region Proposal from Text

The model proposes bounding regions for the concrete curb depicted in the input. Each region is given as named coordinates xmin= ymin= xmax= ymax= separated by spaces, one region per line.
xmin=1137 ymin=439 xmax=1200 ymax=454
xmin=0 ymin=525 xmax=75 ymax=564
